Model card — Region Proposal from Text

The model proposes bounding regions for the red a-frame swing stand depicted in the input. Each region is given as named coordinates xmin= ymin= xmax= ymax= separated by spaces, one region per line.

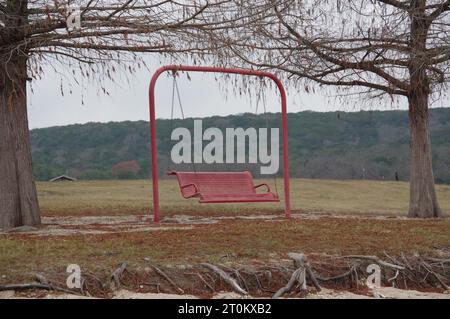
xmin=149 ymin=65 xmax=291 ymax=223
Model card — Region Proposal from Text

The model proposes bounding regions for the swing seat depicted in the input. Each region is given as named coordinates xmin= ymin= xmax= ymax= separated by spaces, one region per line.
xmin=168 ymin=171 xmax=280 ymax=203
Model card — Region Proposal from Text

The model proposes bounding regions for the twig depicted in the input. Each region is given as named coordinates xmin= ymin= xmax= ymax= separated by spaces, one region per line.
xmin=200 ymin=263 xmax=247 ymax=295
xmin=251 ymin=273 xmax=263 ymax=291
xmin=140 ymin=282 xmax=161 ymax=293
xmin=34 ymin=272 xmax=84 ymax=295
xmin=242 ymin=271 xmax=274 ymax=293
xmin=83 ymin=273 xmax=104 ymax=287
xmin=150 ymin=265 xmax=184 ymax=294
xmin=427 ymin=258 xmax=450 ymax=264
xmin=353 ymin=267 xmax=359 ymax=288
xmin=388 ymin=270 xmax=400 ymax=286
xmin=383 ymin=251 xmax=405 ymax=270
xmin=0 ymin=282 xmax=82 ymax=295
xmin=316 ymin=267 xmax=355 ymax=281
xmin=34 ymin=273 xmax=49 ymax=285
xmin=263 ymin=270 xmax=273 ymax=284
xmin=341 ymin=255 xmax=405 ymax=270
xmin=110 ymin=262 xmax=127 ymax=290
xmin=402 ymin=273 xmax=408 ymax=290
xmin=0 ymin=283 xmax=52 ymax=292
xmin=421 ymin=262 xmax=449 ymax=290
xmin=234 ymin=269 xmax=249 ymax=293
xmin=186 ymin=272 xmax=215 ymax=292
xmin=80 ymin=277 xmax=86 ymax=296
xmin=401 ymin=253 xmax=414 ymax=271
xmin=204 ymin=273 xmax=216 ymax=285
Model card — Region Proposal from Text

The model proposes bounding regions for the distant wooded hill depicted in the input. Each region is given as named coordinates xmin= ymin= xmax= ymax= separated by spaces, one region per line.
xmin=30 ymin=108 xmax=450 ymax=184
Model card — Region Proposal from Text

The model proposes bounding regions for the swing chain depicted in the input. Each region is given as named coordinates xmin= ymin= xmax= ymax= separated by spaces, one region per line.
xmin=256 ymin=77 xmax=279 ymax=197
xmin=167 ymin=71 xmax=197 ymax=175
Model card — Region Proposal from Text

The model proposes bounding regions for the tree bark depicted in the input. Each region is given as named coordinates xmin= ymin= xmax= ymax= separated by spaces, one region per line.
xmin=0 ymin=53 xmax=41 ymax=229
xmin=407 ymin=93 xmax=444 ymax=218
xmin=406 ymin=0 xmax=444 ymax=218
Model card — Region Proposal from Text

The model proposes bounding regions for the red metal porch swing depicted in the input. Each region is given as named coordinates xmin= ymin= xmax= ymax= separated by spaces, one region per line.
xmin=149 ymin=65 xmax=291 ymax=222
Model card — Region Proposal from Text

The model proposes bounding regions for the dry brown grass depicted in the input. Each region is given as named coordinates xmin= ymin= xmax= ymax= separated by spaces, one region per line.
xmin=1 ymin=179 xmax=448 ymax=286
xmin=37 ymin=178 xmax=450 ymax=216
xmin=1 ymin=217 xmax=449 ymax=282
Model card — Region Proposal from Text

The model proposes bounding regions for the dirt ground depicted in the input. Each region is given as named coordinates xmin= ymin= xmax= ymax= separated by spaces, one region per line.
xmin=1 ymin=212 xmax=449 ymax=299
xmin=0 ymin=211 xmax=420 ymax=237
xmin=1 ymin=287 xmax=448 ymax=299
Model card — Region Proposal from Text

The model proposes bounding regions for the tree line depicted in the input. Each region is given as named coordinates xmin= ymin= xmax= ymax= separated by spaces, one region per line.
xmin=30 ymin=108 xmax=450 ymax=184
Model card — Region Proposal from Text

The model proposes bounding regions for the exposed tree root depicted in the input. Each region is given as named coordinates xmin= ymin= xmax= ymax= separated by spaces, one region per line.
xmin=341 ymin=255 xmax=405 ymax=270
xmin=147 ymin=265 xmax=185 ymax=294
xmin=110 ymin=262 xmax=127 ymax=290
xmin=288 ymin=253 xmax=322 ymax=292
xmin=200 ymin=263 xmax=248 ymax=295
xmin=0 ymin=274 xmax=82 ymax=296
xmin=186 ymin=272 xmax=215 ymax=293
xmin=2 ymin=253 xmax=449 ymax=298
xmin=0 ymin=283 xmax=52 ymax=292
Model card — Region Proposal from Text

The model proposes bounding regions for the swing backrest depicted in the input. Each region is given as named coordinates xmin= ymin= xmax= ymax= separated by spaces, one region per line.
xmin=168 ymin=171 xmax=256 ymax=198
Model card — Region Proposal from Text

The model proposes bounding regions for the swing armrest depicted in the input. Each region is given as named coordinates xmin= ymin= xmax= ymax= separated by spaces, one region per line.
xmin=181 ymin=183 xmax=200 ymax=198
xmin=254 ymin=183 xmax=271 ymax=193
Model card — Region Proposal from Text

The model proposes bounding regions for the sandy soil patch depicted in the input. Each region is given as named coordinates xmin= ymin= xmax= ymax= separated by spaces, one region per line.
xmin=3 ymin=287 xmax=448 ymax=299
xmin=0 ymin=212 xmax=418 ymax=237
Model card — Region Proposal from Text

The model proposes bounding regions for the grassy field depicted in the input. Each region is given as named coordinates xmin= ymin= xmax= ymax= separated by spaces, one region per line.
xmin=1 ymin=218 xmax=449 ymax=277
xmin=1 ymin=178 xmax=449 ymax=289
xmin=37 ymin=178 xmax=450 ymax=217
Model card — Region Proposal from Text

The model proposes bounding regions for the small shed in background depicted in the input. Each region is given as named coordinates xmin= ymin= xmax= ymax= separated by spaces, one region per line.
xmin=49 ymin=175 xmax=77 ymax=182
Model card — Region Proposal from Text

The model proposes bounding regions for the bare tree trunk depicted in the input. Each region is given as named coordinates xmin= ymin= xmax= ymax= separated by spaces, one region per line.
xmin=0 ymin=54 xmax=41 ymax=229
xmin=407 ymin=92 xmax=444 ymax=218
xmin=406 ymin=0 xmax=444 ymax=219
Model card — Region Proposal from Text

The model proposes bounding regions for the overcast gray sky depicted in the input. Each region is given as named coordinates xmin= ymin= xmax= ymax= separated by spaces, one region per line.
xmin=27 ymin=57 xmax=425 ymax=129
